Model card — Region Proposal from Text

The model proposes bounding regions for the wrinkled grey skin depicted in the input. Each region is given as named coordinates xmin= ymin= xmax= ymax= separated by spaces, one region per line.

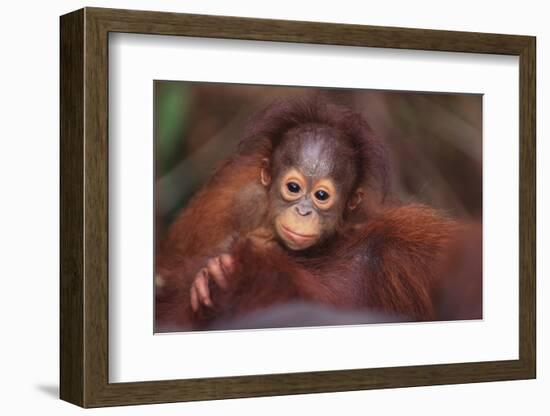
xmin=269 ymin=124 xmax=359 ymax=241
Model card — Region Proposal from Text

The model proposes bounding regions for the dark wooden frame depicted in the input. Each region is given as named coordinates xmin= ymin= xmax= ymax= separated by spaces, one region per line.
xmin=60 ymin=7 xmax=536 ymax=408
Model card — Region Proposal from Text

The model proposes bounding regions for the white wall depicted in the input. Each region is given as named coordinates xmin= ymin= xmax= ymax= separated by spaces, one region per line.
xmin=0 ymin=1 xmax=545 ymax=415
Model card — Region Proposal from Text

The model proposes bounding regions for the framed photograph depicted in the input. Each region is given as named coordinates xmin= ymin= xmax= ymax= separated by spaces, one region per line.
xmin=60 ymin=7 xmax=536 ymax=408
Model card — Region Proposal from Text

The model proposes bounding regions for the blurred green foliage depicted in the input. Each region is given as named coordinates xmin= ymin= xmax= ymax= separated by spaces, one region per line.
xmin=155 ymin=82 xmax=192 ymax=176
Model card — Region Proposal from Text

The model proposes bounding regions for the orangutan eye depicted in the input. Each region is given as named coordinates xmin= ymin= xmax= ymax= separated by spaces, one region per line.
xmin=287 ymin=182 xmax=301 ymax=193
xmin=314 ymin=190 xmax=330 ymax=201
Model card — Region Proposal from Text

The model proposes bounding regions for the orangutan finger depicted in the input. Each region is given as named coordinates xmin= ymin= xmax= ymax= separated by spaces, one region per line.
xmin=219 ymin=253 xmax=235 ymax=275
xmin=207 ymin=257 xmax=228 ymax=290
xmin=195 ymin=270 xmax=213 ymax=307
xmin=190 ymin=285 xmax=199 ymax=312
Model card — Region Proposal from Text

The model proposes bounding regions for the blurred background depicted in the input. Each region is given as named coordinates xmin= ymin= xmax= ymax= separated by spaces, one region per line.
xmin=155 ymin=81 xmax=482 ymax=240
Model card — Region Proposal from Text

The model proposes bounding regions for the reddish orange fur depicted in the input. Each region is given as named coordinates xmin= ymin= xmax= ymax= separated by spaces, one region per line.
xmin=155 ymin=99 xmax=476 ymax=331
xmin=155 ymin=154 xmax=460 ymax=330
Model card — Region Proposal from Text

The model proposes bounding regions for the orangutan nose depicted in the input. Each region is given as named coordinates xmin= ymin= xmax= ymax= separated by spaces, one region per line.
xmin=295 ymin=205 xmax=312 ymax=216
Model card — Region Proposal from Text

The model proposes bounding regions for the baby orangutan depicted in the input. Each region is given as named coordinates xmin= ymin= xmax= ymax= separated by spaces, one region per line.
xmin=189 ymin=122 xmax=366 ymax=313
xmin=156 ymin=98 xmax=468 ymax=331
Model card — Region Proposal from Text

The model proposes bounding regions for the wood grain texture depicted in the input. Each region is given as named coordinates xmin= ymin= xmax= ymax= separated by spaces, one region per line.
xmin=59 ymin=8 xmax=84 ymax=407
xmin=59 ymin=7 xmax=537 ymax=408
xmin=88 ymin=7 xmax=532 ymax=54
xmin=518 ymin=38 xmax=536 ymax=376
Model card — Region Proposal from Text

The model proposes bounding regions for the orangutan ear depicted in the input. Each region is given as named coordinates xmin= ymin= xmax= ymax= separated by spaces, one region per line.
xmin=347 ymin=188 xmax=364 ymax=210
xmin=260 ymin=158 xmax=271 ymax=187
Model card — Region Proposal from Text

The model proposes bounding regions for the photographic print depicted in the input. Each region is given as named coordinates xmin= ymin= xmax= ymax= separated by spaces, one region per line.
xmin=60 ymin=8 xmax=535 ymax=406
xmin=154 ymin=82 xmax=483 ymax=333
